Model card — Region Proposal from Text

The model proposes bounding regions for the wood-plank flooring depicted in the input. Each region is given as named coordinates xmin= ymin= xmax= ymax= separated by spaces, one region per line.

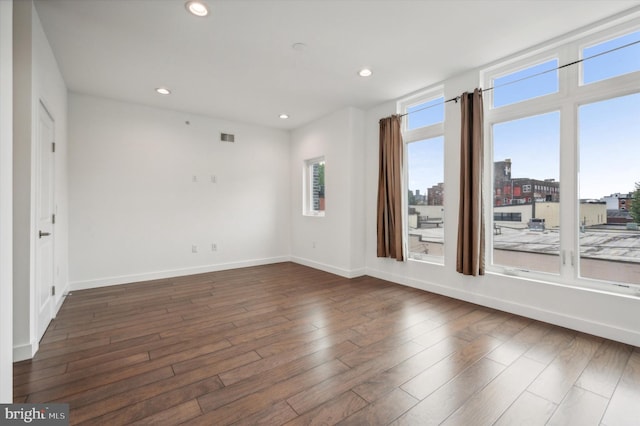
xmin=14 ymin=262 xmax=640 ymax=425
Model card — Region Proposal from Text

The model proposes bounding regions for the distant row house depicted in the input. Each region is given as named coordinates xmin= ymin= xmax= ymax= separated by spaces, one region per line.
xmin=602 ymin=192 xmax=634 ymax=211
xmin=602 ymin=192 xmax=635 ymax=224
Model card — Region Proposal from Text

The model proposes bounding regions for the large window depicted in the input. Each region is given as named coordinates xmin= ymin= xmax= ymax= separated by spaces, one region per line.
xmin=400 ymin=90 xmax=445 ymax=263
xmin=492 ymin=111 xmax=560 ymax=274
xmin=578 ymin=92 xmax=640 ymax=285
xmin=484 ymin=25 xmax=640 ymax=291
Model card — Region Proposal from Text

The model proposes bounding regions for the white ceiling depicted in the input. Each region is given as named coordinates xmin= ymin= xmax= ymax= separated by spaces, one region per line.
xmin=34 ymin=0 xmax=640 ymax=130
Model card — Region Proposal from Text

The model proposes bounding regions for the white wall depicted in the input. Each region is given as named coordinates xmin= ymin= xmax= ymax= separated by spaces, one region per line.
xmin=0 ymin=0 xmax=13 ymax=403
xmin=290 ymin=107 xmax=366 ymax=277
xmin=13 ymin=0 xmax=35 ymax=363
xmin=68 ymin=94 xmax=291 ymax=288
xmin=12 ymin=2 xmax=69 ymax=361
xmin=363 ymin=72 xmax=640 ymax=347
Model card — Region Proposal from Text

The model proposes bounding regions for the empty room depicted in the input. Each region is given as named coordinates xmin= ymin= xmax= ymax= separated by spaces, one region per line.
xmin=1 ymin=0 xmax=640 ymax=424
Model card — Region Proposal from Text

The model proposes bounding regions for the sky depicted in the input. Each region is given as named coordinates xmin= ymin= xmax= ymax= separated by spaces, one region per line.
xmin=407 ymin=30 xmax=640 ymax=201
xmin=406 ymin=98 xmax=445 ymax=194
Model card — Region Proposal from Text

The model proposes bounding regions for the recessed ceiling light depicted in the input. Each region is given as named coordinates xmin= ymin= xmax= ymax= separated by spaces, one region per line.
xmin=185 ymin=1 xmax=209 ymax=17
xmin=155 ymin=87 xmax=171 ymax=95
xmin=292 ymin=43 xmax=307 ymax=52
xmin=358 ymin=68 xmax=373 ymax=77
xmin=279 ymin=114 xmax=289 ymax=119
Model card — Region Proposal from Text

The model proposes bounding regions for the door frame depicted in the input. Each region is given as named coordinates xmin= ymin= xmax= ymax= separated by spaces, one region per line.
xmin=34 ymin=98 xmax=56 ymax=343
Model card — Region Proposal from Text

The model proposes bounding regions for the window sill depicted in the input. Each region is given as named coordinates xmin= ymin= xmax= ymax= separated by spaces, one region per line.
xmin=408 ymin=256 xmax=444 ymax=266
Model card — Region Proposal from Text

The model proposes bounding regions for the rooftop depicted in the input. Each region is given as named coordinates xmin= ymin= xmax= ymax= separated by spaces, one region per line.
xmin=409 ymin=225 xmax=640 ymax=263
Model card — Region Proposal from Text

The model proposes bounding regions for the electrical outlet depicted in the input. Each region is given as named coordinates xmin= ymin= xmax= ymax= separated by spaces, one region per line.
xmin=192 ymin=175 xmax=198 ymax=183
xmin=211 ymin=175 xmax=217 ymax=183
xmin=212 ymin=243 xmax=217 ymax=251
xmin=192 ymin=245 xmax=198 ymax=253
xmin=312 ymin=241 xmax=316 ymax=248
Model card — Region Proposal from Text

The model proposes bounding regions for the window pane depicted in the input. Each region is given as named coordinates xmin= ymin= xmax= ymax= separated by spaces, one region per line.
xmin=311 ymin=161 xmax=325 ymax=212
xmin=407 ymin=136 xmax=444 ymax=261
xmin=406 ymin=97 xmax=444 ymax=130
xmin=583 ymin=31 xmax=640 ymax=84
xmin=493 ymin=59 xmax=559 ymax=108
xmin=492 ymin=112 xmax=560 ymax=273
xmin=304 ymin=158 xmax=325 ymax=216
xmin=578 ymin=92 xmax=640 ymax=285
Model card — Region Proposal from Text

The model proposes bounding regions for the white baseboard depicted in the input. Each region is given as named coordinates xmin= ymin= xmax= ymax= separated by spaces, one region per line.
xmin=13 ymin=283 xmax=68 ymax=362
xmin=69 ymin=256 xmax=291 ymax=291
xmin=54 ymin=282 xmax=68 ymax=315
xmin=290 ymin=256 xmax=366 ymax=279
xmin=365 ymin=266 xmax=640 ymax=348
xmin=13 ymin=340 xmax=38 ymax=363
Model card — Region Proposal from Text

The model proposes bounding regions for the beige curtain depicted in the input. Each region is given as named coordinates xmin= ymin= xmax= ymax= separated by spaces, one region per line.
xmin=457 ymin=89 xmax=485 ymax=275
xmin=377 ymin=115 xmax=404 ymax=261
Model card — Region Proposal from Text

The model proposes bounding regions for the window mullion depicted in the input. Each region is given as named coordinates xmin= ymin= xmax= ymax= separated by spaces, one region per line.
xmin=559 ymin=43 xmax=579 ymax=282
xmin=559 ymin=101 xmax=577 ymax=282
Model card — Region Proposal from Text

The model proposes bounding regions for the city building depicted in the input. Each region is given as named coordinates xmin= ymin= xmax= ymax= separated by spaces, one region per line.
xmin=603 ymin=192 xmax=634 ymax=211
xmin=494 ymin=201 xmax=607 ymax=229
xmin=493 ymin=159 xmax=560 ymax=206
xmin=427 ymin=182 xmax=444 ymax=206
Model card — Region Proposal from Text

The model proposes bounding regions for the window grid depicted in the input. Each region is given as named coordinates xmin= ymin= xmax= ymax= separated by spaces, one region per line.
xmin=483 ymin=23 xmax=640 ymax=293
xmin=399 ymin=90 xmax=445 ymax=264
xmin=303 ymin=157 xmax=325 ymax=217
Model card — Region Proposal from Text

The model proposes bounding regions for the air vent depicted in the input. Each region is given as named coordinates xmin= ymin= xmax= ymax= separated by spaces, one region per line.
xmin=220 ymin=133 xmax=235 ymax=143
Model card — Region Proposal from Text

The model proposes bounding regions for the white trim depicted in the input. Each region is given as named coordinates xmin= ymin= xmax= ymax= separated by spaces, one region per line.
xmin=290 ymin=256 xmax=365 ymax=279
xmin=0 ymin=0 xmax=13 ymax=403
xmin=69 ymin=256 xmax=290 ymax=291
xmin=13 ymin=340 xmax=38 ymax=363
xmin=365 ymin=266 xmax=640 ymax=347
xmin=35 ymin=98 xmax=56 ymax=344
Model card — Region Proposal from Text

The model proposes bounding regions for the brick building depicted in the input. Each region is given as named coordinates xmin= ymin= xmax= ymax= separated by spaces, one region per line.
xmin=493 ymin=159 xmax=559 ymax=206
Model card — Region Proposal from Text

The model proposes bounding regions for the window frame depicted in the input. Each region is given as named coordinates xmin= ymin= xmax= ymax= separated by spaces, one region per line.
xmin=488 ymin=56 xmax=562 ymax=109
xmin=579 ymin=27 xmax=640 ymax=87
xmin=400 ymin=88 xmax=445 ymax=138
xmin=482 ymin=19 xmax=640 ymax=295
xmin=302 ymin=156 xmax=325 ymax=217
xmin=398 ymin=87 xmax=446 ymax=265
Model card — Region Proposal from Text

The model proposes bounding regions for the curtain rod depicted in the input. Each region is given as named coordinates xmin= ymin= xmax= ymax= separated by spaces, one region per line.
xmin=398 ymin=38 xmax=640 ymax=118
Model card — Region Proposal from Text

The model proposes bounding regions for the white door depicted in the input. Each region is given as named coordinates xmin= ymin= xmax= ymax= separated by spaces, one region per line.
xmin=35 ymin=101 xmax=55 ymax=341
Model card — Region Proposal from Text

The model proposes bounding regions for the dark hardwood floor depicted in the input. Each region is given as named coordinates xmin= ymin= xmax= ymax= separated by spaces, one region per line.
xmin=13 ymin=262 xmax=640 ymax=425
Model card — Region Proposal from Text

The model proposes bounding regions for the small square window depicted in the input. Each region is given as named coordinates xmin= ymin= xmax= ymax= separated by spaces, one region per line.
xmin=492 ymin=59 xmax=559 ymax=108
xmin=406 ymin=96 xmax=445 ymax=131
xmin=582 ymin=31 xmax=640 ymax=85
xmin=303 ymin=157 xmax=325 ymax=216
